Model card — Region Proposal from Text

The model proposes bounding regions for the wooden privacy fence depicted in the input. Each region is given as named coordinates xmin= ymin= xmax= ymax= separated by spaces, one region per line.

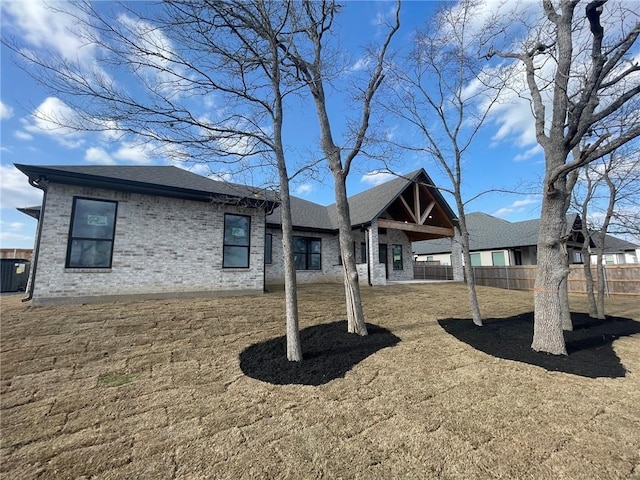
xmin=413 ymin=263 xmax=640 ymax=296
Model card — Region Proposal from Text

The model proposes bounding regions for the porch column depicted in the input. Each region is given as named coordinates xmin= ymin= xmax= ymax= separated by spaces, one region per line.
xmin=368 ymin=219 xmax=385 ymax=286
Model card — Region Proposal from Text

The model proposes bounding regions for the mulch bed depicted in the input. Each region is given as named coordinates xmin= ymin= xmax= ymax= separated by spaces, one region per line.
xmin=240 ymin=321 xmax=400 ymax=385
xmin=438 ymin=312 xmax=640 ymax=378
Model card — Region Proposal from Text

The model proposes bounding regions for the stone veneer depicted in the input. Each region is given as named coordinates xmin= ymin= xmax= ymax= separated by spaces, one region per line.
xmin=32 ymin=183 xmax=266 ymax=305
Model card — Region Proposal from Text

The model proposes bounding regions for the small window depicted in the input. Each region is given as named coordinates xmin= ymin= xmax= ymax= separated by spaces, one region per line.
xmin=605 ymin=254 xmax=615 ymax=265
xmin=470 ymin=253 xmax=482 ymax=266
xmin=574 ymin=251 xmax=583 ymax=264
xmin=66 ymin=197 xmax=117 ymax=268
xmin=294 ymin=236 xmax=321 ymax=270
xmin=360 ymin=242 xmax=367 ymax=263
xmin=223 ymin=214 xmax=251 ymax=268
xmin=265 ymin=233 xmax=272 ymax=265
xmin=492 ymin=251 xmax=505 ymax=266
xmin=392 ymin=244 xmax=403 ymax=270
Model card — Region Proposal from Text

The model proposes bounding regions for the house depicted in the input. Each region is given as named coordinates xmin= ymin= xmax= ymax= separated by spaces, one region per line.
xmin=413 ymin=212 xmax=591 ymax=267
xmin=16 ymin=164 xmax=457 ymax=305
xmin=589 ymin=234 xmax=640 ymax=265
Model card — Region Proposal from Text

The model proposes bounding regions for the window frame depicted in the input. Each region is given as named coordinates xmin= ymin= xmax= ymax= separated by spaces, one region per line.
xmin=265 ymin=233 xmax=272 ymax=265
xmin=392 ymin=244 xmax=403 ymax=270
xmin=293 ymin=236 xmax=322 ymax=271
xmin=223 ymin=213 xmax=251 ymax=269
xmin=66 ymin=197 xmax=118 ymax=269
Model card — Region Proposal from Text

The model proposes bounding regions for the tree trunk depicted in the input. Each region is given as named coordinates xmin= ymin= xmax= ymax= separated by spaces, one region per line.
xmin=595 ymin=241 xmax=607 ymax=320
xmin=275 ymin=154 xmax=302 ymax=361
xmin=334 ymin=171 xmax=367 ymax=335
xmin=582 ymin=240 xmax=598 ymax=317
xmin=457 ymin=210 xmax=482 ymax=326
xmin=451 ymin=228 xmax=464 ymax=282
xmin=532 ymin=190 xmax=569 ymax=355
xmin=559 ymin=229 xmax=572 ymax=331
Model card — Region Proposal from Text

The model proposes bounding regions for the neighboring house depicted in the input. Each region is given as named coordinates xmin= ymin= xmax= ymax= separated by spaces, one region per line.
xmin=17 ymin=164 xmax=456 ymax=305
xmin=589 ymin=234 xmax=640 ymax=265
xmin=413 ymin=212 xmax=590 ymax=267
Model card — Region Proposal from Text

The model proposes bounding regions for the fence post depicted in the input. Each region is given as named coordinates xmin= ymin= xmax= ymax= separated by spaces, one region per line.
xmin=505 ymin=266 xmax=510 ymax=290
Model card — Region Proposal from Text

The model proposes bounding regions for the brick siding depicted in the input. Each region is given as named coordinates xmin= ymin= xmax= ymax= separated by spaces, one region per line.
xmin=32 ymin=184 xmax=265 ymax=305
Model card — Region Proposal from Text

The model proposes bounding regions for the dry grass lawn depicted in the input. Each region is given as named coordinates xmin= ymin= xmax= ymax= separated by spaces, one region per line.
xmin=1 ymin=283 xmax=639 ymax=479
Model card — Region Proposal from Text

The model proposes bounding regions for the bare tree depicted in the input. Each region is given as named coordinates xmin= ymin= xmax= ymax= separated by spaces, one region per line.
xmin=383 ymin=0 xmax=511 ymax=326
xmin=4 ymin=0 xmax=322 ymax=361
xmin=278 ymin=1 xmax=401 ymax=335
xmin=574 ymin=138 xmax=640 ymax=318
xmin=488 ymin=0 xmax=640 ymax=354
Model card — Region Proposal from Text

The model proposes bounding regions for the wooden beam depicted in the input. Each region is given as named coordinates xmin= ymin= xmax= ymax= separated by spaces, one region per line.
xmin=377 ymin=218 xmax=454 ymax=237
xmin=414 ymin=183 xmax=420 ymax=223
xmin=398 ymin=194 xmax=417 ymax=223
xmin=419 ymin=201 xmax=435 ymax=225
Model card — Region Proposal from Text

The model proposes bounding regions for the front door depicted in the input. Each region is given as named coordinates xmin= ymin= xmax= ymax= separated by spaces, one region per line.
xmin=379 ymin=243 xmax=388 ymax=279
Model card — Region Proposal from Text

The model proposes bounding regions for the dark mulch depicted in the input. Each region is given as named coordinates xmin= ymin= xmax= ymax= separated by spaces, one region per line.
xmin=438 ymin=312 xmax=640 ymax=378
xmin=239 ymin=321 xmax=400 ymax=386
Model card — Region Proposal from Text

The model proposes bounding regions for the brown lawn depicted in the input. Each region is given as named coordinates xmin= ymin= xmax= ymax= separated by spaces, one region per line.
xmin=1 ymin=283 xmax=639 ymax=479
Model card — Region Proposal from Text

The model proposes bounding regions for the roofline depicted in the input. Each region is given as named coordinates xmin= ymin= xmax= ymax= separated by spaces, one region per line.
xmin=266 ymin=222 xmax=338 ymax=234
xmin=14 ymin=164 xmax=277 ymax=210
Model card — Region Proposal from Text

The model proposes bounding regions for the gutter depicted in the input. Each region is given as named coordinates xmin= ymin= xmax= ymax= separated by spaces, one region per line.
xmin=23 ymin=177 xmax=48 ymax=302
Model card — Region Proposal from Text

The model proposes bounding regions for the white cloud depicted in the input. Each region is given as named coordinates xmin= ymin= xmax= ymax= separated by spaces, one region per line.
xmin=85 ymin=147 xmax=115 ymax=165
xmin=293 ymin=184 xmax=314 ymax=196
xmin=513 ymin=144 xmax=543 ymax=162
xmin=22 ymin=97 xmax=86 ymax=148
xmin=360 ymin=170 xmax=396 ymax=186
xmin=0 ymin=101 xmax=14 ymax=120
xmin=14 ymin=130 xmax=33 ymax=141
xmin=492 ymin=195 xmax=540 ymax=218
xmin=117 ymin=14 xmax=186 ymax=96
xmin=2 ymin=0 xmax=96 ymax=63
xmin=0 ymin=165 xmax=44 ymax=210
xmin=112 ymin=142 xmax=156 ymax=164
xmin=348 ymin=56 xmax=372 ymax=73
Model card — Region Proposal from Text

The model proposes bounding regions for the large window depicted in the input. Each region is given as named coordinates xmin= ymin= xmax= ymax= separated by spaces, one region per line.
xmin=294 ymin=236 xmax=321 ymax=270
xmin=392 ymin=244 xmax=403 ymax=270
xmin=264 ymin=233 xmax=272 ymax=265
xmin=66 ymin=197 xmax=117 ymax=268
xmin=223 ymin=214 xmax=251 ymax=268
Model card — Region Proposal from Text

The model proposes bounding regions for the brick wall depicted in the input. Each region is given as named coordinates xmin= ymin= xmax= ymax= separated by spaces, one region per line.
xmin=33 ymin=184 xmax=266 ymax=305
xmin=265 ymin=224 xmax=413 ymax=285
xmin=265 ymin=229 xmax=344 ymax=284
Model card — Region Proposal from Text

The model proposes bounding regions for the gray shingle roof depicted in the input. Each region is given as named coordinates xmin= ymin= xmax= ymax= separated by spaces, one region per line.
xmin=15 ymin=164 xmax=276 ymax=207
xmin=267 ymin=196 xmax=335 ymax=230
xmin=17 ymin=164 xmax=457 ymax=233
xmin=591 ymin=233 xmax=639 ymax=253
xmin=413 ymin=212 xmax=585 ymax=254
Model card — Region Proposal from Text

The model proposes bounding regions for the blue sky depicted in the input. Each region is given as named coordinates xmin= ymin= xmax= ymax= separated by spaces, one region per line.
xmin=1 ymin=0 xmax=560 ymax=249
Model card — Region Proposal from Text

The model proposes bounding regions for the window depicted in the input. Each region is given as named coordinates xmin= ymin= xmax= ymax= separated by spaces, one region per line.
xmin=574 ymin=251 xmax=583 ymax=264
xmin=470 ymin=253 xmax=482 ymax=266
xmin=605 ymin=254 xmax=615 ymax=265
xmin=223 ymin=214 xmax=251 ymax=268
xmin=264 ymin=233 xmax=272 ymax=265
xmin=360 ymin=242 xmax=367 ymax=263
xmin=392 ymin=244 xmax=403 ymax=270
xmin=66 ymin=197 xmax=117 ymax=268
xmin=492 ymin=251 xmax=505 ymax=266
xmin=294 ymin=236 xmax=321 ymax=270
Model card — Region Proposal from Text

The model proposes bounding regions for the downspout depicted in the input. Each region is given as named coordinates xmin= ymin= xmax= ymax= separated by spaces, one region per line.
xmin=23 ymin=177 xmax=48 ymax=302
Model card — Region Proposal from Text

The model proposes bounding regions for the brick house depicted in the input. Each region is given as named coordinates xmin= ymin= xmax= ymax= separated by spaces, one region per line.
xmin=17 ymin=164 xmax=456 ymax=305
